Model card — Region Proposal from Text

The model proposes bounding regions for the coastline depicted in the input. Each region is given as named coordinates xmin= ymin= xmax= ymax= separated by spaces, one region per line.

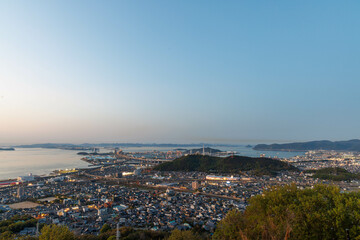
xmin=0 ymin=146 xmax=304 ymax=182
xmin=0 ymin=166 xmax=95 ymax=183
xmin=0 ymin=148 xmax=91 ymax=181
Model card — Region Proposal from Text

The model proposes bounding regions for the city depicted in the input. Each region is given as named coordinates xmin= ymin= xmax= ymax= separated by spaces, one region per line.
xmin=1 ymin=1 xmax=359 ymax=239
xmin=1 ymin=148 xmax=360 ymax=238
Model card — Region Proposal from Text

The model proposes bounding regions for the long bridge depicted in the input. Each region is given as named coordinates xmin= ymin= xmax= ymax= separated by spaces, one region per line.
xmin=116 ymin=153 xmax=173 ymax=164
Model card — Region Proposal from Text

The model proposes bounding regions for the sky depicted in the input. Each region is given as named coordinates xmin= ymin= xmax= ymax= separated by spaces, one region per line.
xmin=0 ymin=1 xmax=360 ymax=145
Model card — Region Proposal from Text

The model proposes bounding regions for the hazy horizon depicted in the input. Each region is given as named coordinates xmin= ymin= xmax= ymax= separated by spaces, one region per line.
xmin=2 ymin=138 xmax=360 ymax=147
xmin=1 ymin=1 xmax=360 ymax=144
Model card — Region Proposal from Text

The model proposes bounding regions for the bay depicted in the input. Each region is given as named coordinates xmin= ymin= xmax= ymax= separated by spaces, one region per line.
xmin=0 ymin=146 xmax=304 ymax=180
xmin=0 ymin=148 xmax=88 ymax=180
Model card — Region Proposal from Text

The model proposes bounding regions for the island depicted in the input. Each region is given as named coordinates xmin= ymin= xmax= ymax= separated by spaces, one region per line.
xmin=254 ymin=139 xmax=360 ymax=152
xmin=0 ymin=147 xmax=15 ymax=151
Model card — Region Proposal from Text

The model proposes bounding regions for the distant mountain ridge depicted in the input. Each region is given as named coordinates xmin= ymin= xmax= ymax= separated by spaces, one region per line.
xmin=153 ymin=155 xmax=298 ymax=176
xmin=254 ymin=139 xmax=360 ymax=152
xmin=15 ymin=143 xmax=239 ymax=149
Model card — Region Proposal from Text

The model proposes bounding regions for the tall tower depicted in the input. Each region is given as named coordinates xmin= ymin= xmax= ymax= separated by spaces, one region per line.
xmin=203 ymin=145 xmax=205 ymax=155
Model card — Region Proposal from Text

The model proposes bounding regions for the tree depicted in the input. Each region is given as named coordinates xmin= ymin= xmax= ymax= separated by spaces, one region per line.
xmin=75 ymin=234 xmax=98 ymax=240
xmin=0 ymin=231 xmax=14 ymax=240
xmin=213 ymin=184 xmax=360 ymax=240
xmin=212 ymin=209 xmax=244 ymax=240
xmin=39 ymin=224 xmax=75 ymax=240
xmin=18 ymin=236 xmax=38 ymax=240
xmin=167 ymin=229 xmax=202 ymax=240
xmin=100 ymin=224 xmax=111 ymax=234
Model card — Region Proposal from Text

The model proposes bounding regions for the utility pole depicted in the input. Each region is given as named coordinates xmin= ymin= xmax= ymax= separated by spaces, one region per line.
xmin=116 ymin=223 xmax=121 ymax=240
xmin=36 ymin=222 xmax=39 ymax=237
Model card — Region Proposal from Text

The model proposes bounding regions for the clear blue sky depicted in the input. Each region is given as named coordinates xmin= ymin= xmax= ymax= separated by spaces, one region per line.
xmin=0 ymin=1 xmax=359 ymax=144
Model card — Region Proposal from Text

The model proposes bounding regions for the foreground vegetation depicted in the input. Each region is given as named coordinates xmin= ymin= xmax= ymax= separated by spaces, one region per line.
xmin=3 ymin=185 xmax=360 ymax=239
xmin=214 ymin=184 xmax=360 ymax=240
xmin=0 ymin=215 xmax=37 ymax=239
xmin=153 ymin=155 xmax=298 ymax=176
xmin=0 ymin=224 xmax=206 ymax=240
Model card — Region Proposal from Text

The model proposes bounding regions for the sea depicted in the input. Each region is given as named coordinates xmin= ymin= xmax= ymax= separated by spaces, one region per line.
xmin=0 ymin=146 xmax=304 ymax=180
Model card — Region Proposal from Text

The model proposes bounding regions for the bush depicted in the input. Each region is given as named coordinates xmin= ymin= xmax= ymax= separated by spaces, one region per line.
xmin=213 ymin=184 xmax=360 ymax=240
xmin=167 ymin=229 xmax=202 ymax=240
xmin=39 ymin=224 xmax=75 ymax=240
xmin=100 ymin=224 xmax=111 ymax=234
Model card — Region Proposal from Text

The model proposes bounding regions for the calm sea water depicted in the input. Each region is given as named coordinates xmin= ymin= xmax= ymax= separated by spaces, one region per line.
xmin=0 ymin=148 xmax=89 ymax=180
xmin=0 ymin=146 xmax=304 ymax=180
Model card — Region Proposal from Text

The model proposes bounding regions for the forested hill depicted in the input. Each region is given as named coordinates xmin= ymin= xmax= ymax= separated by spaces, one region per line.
xmin=153 ymin=155 xmax=298 ymax=176
xmin=254 ymin=139 xmax=360 ymax=151
xmin=307 ymin=167 xmax=360 ymax=181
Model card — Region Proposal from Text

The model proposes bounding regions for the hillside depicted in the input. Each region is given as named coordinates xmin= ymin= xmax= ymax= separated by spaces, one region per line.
xmin=254 ymin=139 xmax=360 ymax=151
xmin=307 ymin=167 xmax=360 ymax=181
xmin=153 ymin=155 xmax=298 ymax=176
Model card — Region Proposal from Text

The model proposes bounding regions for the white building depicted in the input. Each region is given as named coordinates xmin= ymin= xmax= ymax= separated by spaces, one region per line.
xmin=17 ymin=173 xmax=34 ymax=182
